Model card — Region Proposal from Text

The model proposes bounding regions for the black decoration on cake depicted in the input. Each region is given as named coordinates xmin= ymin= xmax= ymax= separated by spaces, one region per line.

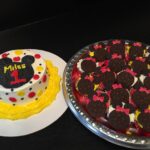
xmin=0 ymin=55 xmax=35 ymax=88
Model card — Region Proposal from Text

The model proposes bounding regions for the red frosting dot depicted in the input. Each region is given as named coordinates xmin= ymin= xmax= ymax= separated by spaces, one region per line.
xmin=33 ymin=74 xmax=39 ymax=80
xmin=13 ymin=56 xmax=20 ymax=62
xmin=42 ymin=75 xmax=47 ymax=82
xmin=28 ymin=92 xmax=36 ymax=98
xmin=9 ymin=97 xmax=17 ymax=102
xmin=34 ymin=54 xmax=41 ymax=59
xmin=2 ymin=53 xmax=8 ymax=58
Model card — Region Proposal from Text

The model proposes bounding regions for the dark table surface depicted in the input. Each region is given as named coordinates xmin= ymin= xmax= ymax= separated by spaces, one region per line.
xmin=0 ymin=3 xmax=150 ymax=150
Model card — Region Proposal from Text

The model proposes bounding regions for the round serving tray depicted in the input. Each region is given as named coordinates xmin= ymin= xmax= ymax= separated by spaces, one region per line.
xmin=63 ymin=40 xmax=150 ymax=149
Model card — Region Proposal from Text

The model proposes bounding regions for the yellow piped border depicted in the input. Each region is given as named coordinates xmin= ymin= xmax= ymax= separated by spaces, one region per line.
xmin=0 ymin=60 xmax=61 ymax=120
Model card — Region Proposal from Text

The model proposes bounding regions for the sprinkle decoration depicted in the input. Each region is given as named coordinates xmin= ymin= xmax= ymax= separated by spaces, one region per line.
xmin=28 ymin=92 xmax=36 ymax=98
xmin=13 ymin=57 xmax=20 ymax=62
xmin=42 ymin=75 xmax=47 ymax=82
xmin=34 ymin=54 xmax=41 ymax=59
xmin=33 ymin=74 xmax=40 ymax=80
xmin=9 ymin=97 xmax=17 ymax=102
xmin=2 ymin=53 xmax=8 ymax=58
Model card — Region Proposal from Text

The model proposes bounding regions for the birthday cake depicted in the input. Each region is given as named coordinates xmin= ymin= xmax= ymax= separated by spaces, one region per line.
xmin=71 ymin=40 xmax=150 ymax=136
xmin=0 ymin=49 xmax=60 ymax=120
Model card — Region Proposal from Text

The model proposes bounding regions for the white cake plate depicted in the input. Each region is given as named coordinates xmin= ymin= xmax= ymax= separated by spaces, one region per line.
xmin=0 ymin=49 xmax=68 ymax=137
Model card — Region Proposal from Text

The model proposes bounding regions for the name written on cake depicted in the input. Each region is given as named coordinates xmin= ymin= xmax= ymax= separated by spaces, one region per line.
xmin=4 ymin=64 xmax=26 ymax=73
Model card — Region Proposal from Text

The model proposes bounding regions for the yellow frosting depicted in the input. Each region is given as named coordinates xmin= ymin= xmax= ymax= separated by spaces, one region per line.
xmin=0 ymin=60 xmax=61 ymax=120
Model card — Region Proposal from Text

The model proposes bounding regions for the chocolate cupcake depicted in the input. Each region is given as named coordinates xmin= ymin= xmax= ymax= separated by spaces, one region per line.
xmin=108 ymin=40 xmax=125 ymax=57
xmin=117 ymin=71 xmax=134 ymax=88
xmin=110 ymin=88 xmax=129 ymax=107
xmin=132 ymin=90 xmax=150 ymax=110
xmin=137 ymin=111 xmax=150 ymax=132
xmin=131 ymin=60 xmax=148 ymax=75
xmin=100 ymin=71 xmax=115 ymax=90
xmin=93 ymin=48 xmax=107 ymax=62
xmin=109 ymin=59 xmax=126 ymax=73
xmin=129 ymin=42 xmax=145 ymax=60
xmin=77 ymin=79 xmax=94 ymax=95
xmin=86 ymin=101 xmax=106 ymax=118
xmin=81 ymin=59 xmax=96 ymax=73
xmin=108 ymin=110 xmax=130 ymax=131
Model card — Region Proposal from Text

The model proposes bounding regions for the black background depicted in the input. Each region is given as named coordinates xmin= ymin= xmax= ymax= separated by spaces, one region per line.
xmin=0 ymin=1 xmax=149 ymax=150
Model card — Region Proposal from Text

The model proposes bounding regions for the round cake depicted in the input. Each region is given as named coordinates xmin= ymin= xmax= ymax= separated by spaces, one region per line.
xmin=0 ymin=50 xmax=49 ymax=105
xmin=0 ymin=49 xmax=60 ymax=120
xmin=71 ymin=40 xmax=150 ymax=136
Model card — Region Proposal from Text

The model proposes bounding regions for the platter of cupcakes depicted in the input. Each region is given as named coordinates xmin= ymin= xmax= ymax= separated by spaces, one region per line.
xmin=63 ymin=39 xmax=150 ymax=149
xmin=0 ymin=49 xmax=67 ymax=137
